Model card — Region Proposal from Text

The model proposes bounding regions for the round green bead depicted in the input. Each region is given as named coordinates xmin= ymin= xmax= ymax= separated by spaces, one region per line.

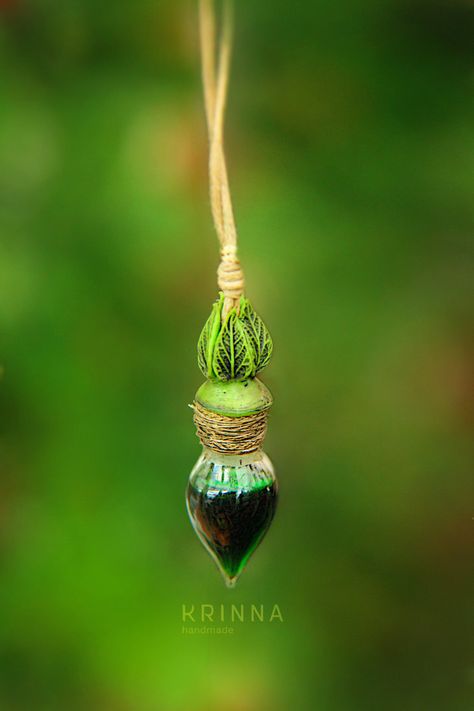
xmin=195 ymin=378 xmax=273 ymax=417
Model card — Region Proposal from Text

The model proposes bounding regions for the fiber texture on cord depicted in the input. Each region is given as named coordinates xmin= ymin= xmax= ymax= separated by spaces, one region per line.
xmin=199 ymin=0 xmax=244 ymax=318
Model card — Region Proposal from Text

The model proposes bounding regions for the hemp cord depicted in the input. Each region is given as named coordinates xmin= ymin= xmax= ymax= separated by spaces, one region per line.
xmin=192 ymin=402 xmax=268 ymax=455
xmin=199 ymin=0 xmax=244 ymax=319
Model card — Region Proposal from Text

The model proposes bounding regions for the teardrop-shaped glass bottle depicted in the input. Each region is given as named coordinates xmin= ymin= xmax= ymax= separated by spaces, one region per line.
xmin=186 ymin=447 xmax=278 ymax=587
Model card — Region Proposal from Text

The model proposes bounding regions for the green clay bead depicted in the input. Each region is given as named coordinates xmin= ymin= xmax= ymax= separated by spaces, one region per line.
xmin=195 ymin=378 xmax=273 ymax=417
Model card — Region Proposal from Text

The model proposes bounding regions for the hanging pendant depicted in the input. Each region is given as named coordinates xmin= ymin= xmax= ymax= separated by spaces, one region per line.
xmin=186 ymin=295 xmax=278 ymax=586
xmin=188 ymin=4 xmax=278 ymax=586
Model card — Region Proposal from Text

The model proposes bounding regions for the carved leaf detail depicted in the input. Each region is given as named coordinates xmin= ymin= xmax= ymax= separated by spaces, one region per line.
xmin=240 ymin=298 xmax=273 ymax=374
xmin=212 ymin=310 xmax=256 ymax=381
xmin=197 ymin=295 xmax=223 ymax=378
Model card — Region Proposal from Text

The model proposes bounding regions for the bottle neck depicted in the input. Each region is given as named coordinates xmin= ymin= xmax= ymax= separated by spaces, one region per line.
xmin=201 ymin=447 xmax=265 ymax=466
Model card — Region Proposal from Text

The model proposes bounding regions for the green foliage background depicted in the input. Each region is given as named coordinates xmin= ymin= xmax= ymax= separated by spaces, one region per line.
xmin=1 ymin=1 xmax=473 ymax=709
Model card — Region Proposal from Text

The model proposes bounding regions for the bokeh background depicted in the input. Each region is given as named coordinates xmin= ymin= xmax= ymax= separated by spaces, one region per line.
xmin=1 ymin=1 xmax=473 ymax=709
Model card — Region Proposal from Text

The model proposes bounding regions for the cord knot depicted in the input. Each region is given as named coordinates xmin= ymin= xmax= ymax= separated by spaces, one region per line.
xmin=217 ymin=245 xmax=245 ymax=313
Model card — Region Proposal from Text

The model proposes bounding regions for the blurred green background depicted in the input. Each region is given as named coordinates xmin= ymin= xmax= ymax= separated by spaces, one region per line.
xmin=1 ymin=1 xmax=473 ymax=709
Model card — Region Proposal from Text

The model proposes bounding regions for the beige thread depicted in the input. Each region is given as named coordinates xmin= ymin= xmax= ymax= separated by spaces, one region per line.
xmin=199 ymin=0 xmax=244 ymax=318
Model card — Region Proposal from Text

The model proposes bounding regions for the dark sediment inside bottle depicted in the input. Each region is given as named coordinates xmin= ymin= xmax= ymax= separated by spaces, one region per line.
xmin=186 ymin=481 xmax=278 ymax=585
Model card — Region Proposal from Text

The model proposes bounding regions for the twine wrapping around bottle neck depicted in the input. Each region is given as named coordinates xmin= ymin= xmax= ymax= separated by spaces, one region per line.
xmin=192 ymin=401 xmax=268 ymax=455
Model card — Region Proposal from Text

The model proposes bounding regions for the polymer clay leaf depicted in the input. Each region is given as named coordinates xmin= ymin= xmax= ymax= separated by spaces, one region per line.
xmin=212 ymin=309 xmax=256 ymax=381
xmin=197 ymin=295 xmax=223 ymax=378
xmin=240 ymin=298 xmax=273 ymax=374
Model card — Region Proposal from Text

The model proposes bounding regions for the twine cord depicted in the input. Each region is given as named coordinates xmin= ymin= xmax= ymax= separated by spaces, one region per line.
xmin=199 ymin=0 xmax=244 ymax=318
xmin=193 ymin=402 xmax=268 ymax=455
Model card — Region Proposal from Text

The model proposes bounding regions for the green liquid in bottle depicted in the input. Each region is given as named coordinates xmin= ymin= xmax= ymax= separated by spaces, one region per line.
xmin=186 ymin=451 xmax=278 ymax=586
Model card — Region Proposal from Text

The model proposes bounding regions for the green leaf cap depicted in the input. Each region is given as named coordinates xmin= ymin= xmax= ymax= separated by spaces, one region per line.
xmin=197 ymin=293 xmax=273 ymax=381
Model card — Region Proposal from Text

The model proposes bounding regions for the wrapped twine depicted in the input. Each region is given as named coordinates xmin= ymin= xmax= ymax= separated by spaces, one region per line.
xmin=193 ymin=402 xmax=268 ymax=454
